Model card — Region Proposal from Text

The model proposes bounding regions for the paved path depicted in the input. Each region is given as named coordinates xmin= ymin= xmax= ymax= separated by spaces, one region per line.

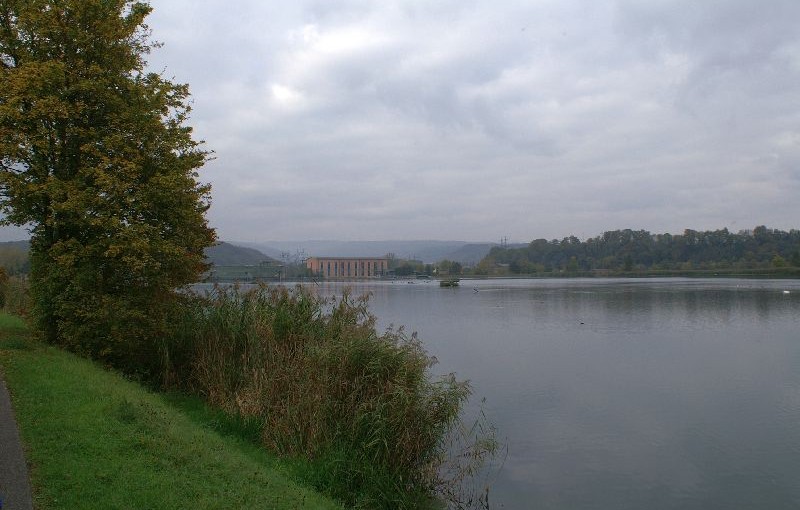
xmin=0 ymin=371 xmax=33 ymax=510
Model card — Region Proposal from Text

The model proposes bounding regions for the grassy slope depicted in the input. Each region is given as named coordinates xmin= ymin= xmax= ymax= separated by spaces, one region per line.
xmin=0 ymin=313 xmax=341 ymax=510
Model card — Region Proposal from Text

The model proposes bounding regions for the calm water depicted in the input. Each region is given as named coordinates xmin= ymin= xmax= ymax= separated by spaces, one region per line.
xmin=306 ymin=278 xmax=800 ymax=509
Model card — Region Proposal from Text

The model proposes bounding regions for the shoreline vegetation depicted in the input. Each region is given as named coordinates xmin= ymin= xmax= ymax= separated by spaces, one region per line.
xmin=0 ymin=312 xmax=342 ymax=510
xmin=164 ymin=285 xmax=498 ymax=509
xmin=285 ymin=226 xmax=796 ymax=282
xmin=463 ymin=267 xmax=800 ymax=279
xmin=220 ymin=267 xmax=800 ymax=283
xmin=0 ymin=281 xmax=498 ymax=509
xmin=199 ymin=226 xmax=800 ymax=284
xmin=472 ymin=226 xmax=800 ymax=278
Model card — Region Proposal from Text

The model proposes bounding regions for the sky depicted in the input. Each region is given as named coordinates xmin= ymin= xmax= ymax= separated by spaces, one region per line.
xmin=4 ymin=0 xmax=800 ymax=243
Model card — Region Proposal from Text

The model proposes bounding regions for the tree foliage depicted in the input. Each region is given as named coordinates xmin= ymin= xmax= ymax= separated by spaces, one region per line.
xmin=0 ymin=0 xmax=215 ymax=368
xmin=480 ymin=226 xmax=800 ymax=274
xmin=436 ymin=259 xmax=462 ymax=276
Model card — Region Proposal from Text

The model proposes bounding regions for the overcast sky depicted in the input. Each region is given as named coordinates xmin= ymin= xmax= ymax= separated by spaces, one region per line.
xmin=5 ymin=0 xmax=799 ymax=243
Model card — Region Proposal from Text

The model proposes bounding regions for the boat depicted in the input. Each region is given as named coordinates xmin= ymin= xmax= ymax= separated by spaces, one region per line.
xmin=439 ymin=279 xmax=460 ymax=287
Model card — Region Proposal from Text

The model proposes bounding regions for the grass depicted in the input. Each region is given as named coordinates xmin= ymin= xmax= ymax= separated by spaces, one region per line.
xmin=0 ymin=312 xmax=342 ymax=510
xmin=166 ymin=285 xmax=491 ymax=509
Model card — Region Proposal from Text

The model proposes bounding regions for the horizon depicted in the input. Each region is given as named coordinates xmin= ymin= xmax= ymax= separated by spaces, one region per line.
xmin=3 ymin=222 xmax=797 ymax=246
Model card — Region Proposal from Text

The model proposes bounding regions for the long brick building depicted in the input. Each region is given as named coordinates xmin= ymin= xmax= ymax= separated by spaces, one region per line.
xmin=306 ymin=257 xmax=388 ymax=278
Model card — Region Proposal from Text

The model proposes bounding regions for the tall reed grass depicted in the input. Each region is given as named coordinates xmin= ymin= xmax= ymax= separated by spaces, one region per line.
xmin=164 ymin=284 xmax=496 ymax=509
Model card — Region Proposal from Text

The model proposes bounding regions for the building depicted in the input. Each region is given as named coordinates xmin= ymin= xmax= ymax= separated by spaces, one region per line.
xmin=306 ymin=257 xmax=389 ymax=278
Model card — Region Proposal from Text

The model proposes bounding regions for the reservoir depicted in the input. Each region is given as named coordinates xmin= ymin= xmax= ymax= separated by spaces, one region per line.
xmin=308 ymin=278 xmax=800 ymax=509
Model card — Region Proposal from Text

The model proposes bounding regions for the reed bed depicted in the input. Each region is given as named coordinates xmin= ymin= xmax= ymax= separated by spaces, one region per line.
xmin=164 ymin=284 xmax=495 ymax=509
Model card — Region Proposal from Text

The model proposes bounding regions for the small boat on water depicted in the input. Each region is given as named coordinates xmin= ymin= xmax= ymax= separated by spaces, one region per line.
xmin=439 ymin=279 xmax=460 ymax=287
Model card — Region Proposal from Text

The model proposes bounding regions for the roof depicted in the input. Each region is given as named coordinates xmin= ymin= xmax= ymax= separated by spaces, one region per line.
xmin=306 ymin=256 xmax=388 ymax=260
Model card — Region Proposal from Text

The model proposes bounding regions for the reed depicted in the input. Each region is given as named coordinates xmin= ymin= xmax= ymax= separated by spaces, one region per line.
xmin=164 ymin=284 xmax=496 ymax=509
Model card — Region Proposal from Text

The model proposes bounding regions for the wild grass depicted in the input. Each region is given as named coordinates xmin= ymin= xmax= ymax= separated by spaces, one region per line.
xmin=164 ymin=285 xmax=497 ymax=509
xmin=0 ymin=274 xmax=497 ymax=508
xmin=0 ymin=313 xmax=342 ymax=510
xmin=0 ymin=309 xmax=27 ymax=331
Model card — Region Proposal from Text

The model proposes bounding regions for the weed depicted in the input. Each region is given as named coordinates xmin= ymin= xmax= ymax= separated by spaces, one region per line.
xmin=165 ymin=284 xmax=497 ymax=509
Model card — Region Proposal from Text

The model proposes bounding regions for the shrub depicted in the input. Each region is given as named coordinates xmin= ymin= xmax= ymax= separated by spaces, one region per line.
xmin=166 ymin=285 xmax=496 ymax=509
xmin=2 ymin=276 xmax=30 ymax=317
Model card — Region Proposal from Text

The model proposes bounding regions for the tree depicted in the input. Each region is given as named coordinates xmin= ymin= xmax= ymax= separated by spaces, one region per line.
xmin=566 ymin=256 xmax=579 ymax=273
xmin=436 ymin=259 xmax=462 ymax=275
xmin=623 ymin=254 xmax=633 ymax=271
xmin=0 ymin=0 xmax=215 ymax=369
xmin=771 ymin=255 xmax=787 ymax=268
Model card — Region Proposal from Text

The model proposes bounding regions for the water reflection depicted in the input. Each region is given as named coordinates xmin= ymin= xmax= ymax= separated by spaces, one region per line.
xmin=307 ymin=278 xmax=800 ymax=509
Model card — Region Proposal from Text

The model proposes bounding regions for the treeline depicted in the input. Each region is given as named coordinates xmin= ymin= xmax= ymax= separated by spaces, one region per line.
xmin=476 ymin=226 xmax=800 ymax=275
xmin=392 ymin=258 xmax=462 ymax=277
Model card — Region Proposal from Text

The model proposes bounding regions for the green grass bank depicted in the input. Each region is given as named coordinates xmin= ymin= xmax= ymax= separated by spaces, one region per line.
xmin=0 ymin=312 xmax=342 ymax=510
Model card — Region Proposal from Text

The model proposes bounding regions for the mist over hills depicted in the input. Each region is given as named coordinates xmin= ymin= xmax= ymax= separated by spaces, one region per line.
xmin=2 ymin=238 xmax=500 ymax=268
xmin=0 ymin=240 xmax=31 ymax=274
xmin=232 ymin=240 xmax=509 ymax=265
xmin=0 ymin=240 xmax=29 ymax=251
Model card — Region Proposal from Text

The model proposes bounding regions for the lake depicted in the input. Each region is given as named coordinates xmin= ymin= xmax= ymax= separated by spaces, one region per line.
xmin=305 ymin=278 xmax=800 ymax=509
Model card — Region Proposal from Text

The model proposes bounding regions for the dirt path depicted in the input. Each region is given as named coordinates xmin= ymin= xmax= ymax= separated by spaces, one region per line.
xmin=0 ymin=373 xmax=33 ymax=510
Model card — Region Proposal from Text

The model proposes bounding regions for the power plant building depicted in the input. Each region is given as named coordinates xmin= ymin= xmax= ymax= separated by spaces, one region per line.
xmin=306 ymin=257 xmax=388 ymax=278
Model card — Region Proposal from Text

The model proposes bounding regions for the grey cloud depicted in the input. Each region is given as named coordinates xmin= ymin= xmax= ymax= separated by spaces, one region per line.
xmin=614 ymin=0 xmax=800 ymax=105
xmin=118 ymin=1 xmax=800 ymax=242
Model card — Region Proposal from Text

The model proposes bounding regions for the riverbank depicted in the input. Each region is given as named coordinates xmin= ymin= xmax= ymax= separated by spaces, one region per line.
xmin=467 ymin=267 xmax=800 ymax=279
xmin=0 ymin=312 xmax=342 ymax=510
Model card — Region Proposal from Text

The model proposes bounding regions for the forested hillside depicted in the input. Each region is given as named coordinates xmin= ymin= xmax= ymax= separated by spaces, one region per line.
xmin=477 ymin=226 xmax=800 ymax=275
xmin=204 ymin=242 xmax=275 ymax=266
xmin=0 ymin=241 xmax=275 ymax=274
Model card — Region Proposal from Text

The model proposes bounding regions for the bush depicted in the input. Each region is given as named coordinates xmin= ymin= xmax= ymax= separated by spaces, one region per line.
xmin=165 ymin=285 xmax=496 ymax=509
xmin=2 ymin=275 xmax=30 ymax=317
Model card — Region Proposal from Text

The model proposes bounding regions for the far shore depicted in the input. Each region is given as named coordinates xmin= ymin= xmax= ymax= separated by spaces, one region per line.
xmin=202 ymin=267 xmax=800 ymax=285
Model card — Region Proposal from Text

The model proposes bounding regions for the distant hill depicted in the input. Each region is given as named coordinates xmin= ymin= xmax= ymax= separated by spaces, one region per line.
xmin=238 ymin=240 xmax=500 ymax=265
xmin=0 ymin=238 xmax=503 ymax=270
xmin=230 ymin=242 xmax=285 ymax=261
xmin=0 ymin=240 xmax=30 ymax=251
xmin=438 ymin=243 xmax=501 ymax=265
xmin=0 ymin=240 xmax=31 ymax=274
xmin=204 ymin=242 xmax=275 ymax=266
xmin=0 ymin=240 xmax=275 ymax=271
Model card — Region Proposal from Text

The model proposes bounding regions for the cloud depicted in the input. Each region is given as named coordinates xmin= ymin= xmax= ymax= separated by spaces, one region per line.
xmin=81 ymin=1 xmax=800 ymax=242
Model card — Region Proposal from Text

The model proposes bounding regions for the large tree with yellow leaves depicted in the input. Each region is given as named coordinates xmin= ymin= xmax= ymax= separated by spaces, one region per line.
xmin=0 ymin=0 xmax=214 ymax=368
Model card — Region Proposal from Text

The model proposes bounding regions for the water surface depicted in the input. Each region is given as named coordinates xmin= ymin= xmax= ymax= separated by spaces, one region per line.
xmin=310 ymin=278 xmax=800 ymax=509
